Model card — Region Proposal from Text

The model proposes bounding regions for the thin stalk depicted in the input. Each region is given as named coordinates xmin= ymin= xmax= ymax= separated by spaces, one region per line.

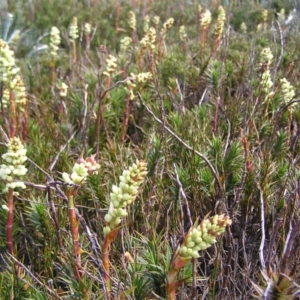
xmin=72 ymin=40 xmax=77 ymax=64
xmin=84 ymin=34 xmax=91 ymax=64
xmin=287 ymin=109 xmax=292 ymax=147
xmin=6 ymin=188 xmax=15 ymax=255
xmin=7 ymin=89 xmax=16 ymax=256
xmin=51 ymin=57 xmax=55 ymax=85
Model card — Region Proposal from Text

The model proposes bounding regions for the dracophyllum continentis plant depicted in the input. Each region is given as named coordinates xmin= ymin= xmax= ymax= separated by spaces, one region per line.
xmin=62 ymin=154 xmax=100 ymax=279
xmin=0 ymin=137 xmax=27 ymax=254
xmin=102 ymin=160 xmax=147 ymax=299
xmin=166 ymin=214 xmax=232 ymax=300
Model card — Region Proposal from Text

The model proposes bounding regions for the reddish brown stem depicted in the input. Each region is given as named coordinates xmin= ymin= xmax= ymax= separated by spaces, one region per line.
xmin=166 ymin=255 xmax=189 ymax=300
xmin=85 ymin=34 xmax=91 ymax=64
xmin=72 ymin=41 xmax=77 ymax=64
xmin=102 ymin=228 xmax=119 ymax=300
xmin=68 ymin=193 xmax=82 ymax=279
xmin=6 ymin=188 xmax=15 ymax=255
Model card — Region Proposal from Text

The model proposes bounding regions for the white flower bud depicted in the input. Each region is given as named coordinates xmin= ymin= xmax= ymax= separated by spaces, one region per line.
xmin=191 ymin=250 xmax=200 ymax=258
xmin=104 ymin=214 xmax=112 ymax=223
xmin=202 ymin=234 xmax=216 ymax=244
xmin=186 ymin=241 xmax=195 ymax=248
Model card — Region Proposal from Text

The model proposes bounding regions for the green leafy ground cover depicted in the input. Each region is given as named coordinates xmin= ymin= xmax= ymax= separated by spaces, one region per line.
xmin=0 ymin=0 xmax=300 ymax=299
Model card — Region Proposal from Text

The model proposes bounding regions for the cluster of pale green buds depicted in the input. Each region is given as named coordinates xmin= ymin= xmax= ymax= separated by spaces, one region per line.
xmin=240 ymin=22 xmax=247 ymax=34
xmin=84 ymin=23 xmax=92 ymax=35
xmin=10 ymin=75 xmax=26 ymax=99
xmin=136 ymin=72 xmax=152 ymax=83
xmin=214 ymin=6 xmax=226 ymax=41
xmin=58 ymin=82 xmax=68 ymax=97
xmin=153 ymin=16 xmax=160 ymax=26
xmin=140 ymin=27 xmax=156 ymax=50
xmin=69 ymin=17 xmax=79 ymax=42
xmin=128 ymin=11 xmax=136 ymax=31
xmin=161 ymin=18 xmax=174 ymax=34
xmin=103 ymin=160 xmax=147 ymax=236
xmin=0 ymin=137 xmax=27 ymax=193
xmin=277 ymin=9 xmax=285 ymax=23
xmin=200 ymin=9 xmax=212 ymax=30
xmin=143 ymin=15 xmax=150 ymax=33
xmin=120 ymin=36 xmax=132 ymax=53
xmin=262 ymin=9 xmax=268 ymax=23
xmin=260 ymin=47 xmax=273 ymax=67
xmin=179 ymin=26 xmax=187 ymax=42
xmin=198 ymin=4 xmax=202 ymax=14
xmin=126 ymin=72 xmax=152 ymax=100
xmin=0 ymin=39 xmax=20 ymax=83
xmin=103 ymin=55 xmax=118 ymax=77
xmin=62 ymin=155 xmax=100 ymax=185
xmin=2 ymin=75 xmax=27 ymax=110
xmin=259 ymin=47 xmax=273 ymax=94
xmin=261 ymin=70 xmax=273 ymax=93
xmin=50 ymin=26 xmax=61 ymax=56
xmin=178 ymin=214 xmax=232 ymax=260
xmin=257 ymin=24 xmax=263 ymax=32
xmin=280 ymin=78 xmax=295 ymax=104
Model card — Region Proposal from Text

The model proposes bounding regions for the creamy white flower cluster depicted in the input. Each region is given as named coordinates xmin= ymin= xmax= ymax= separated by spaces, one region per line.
xmin=179 ymin=26 xmax=187 ymax=42
xmin=103 ymin=55 xmax=118 ymax=77
xmin=277 ymin=9 xmax=285 ymax=23
xmin=50 ymin=26 xmax=61 ymax=56
xmin=0 ymin=137 xmax=27 ymax=193
xmin=143 ymin=15 xmax=150 ymax=33
xmin=198 ymin=4 xmax=202 ymax=14
xmin=69 ymin=17 xmax=79 ymax=42
xmin=140 ymin=27 xmax=156 ymax=50
xmin=259 ymin=48 xmax=274 ymax=94
xmin=262 ymin=10 xmax=268 ymax=23
xmin=128 ymin=11 xmax=136 ymax=31
xmin=133 ymin=72 xmax=152 ymax=83
xmin=178 ymin=214 xmax=232 ymax=260
xmin=62 ymin=155 xmax=100 ymax=185
xmin=200 ymin=10 xmax=212 ymax=30
xmin=84 ymin=23 xmax=92 ymax=35
xmin=261 ymin=70 xmax=273 ymax=93
xmin=0 ymin=39 xmax=20 ymax=83
xmin=2 ymin=75 xmax=27 ymax=109
xmin=260 ymin=47 xmax=273 ymax=67
xmin=103 ymin=160 xmax=147 ymax=236
xmin=58 ymin=82 xmax=68 ymax=97
xmin=153 ymin=16 xmax=160 ymax=26
xmin=214 ymin=6 xmax=226 ymax=40
xmin=126 ymin=72 xmax=152 ymax=100
xmin=280 ymin=78 xmax=295 ymax=104
xmin=240 ymin=22 xmax=247 ymax=33
xmin=120 ymin=36 xmax=132 ymax=53
xmin=161 ymin=18 xmax=174 ymax=34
